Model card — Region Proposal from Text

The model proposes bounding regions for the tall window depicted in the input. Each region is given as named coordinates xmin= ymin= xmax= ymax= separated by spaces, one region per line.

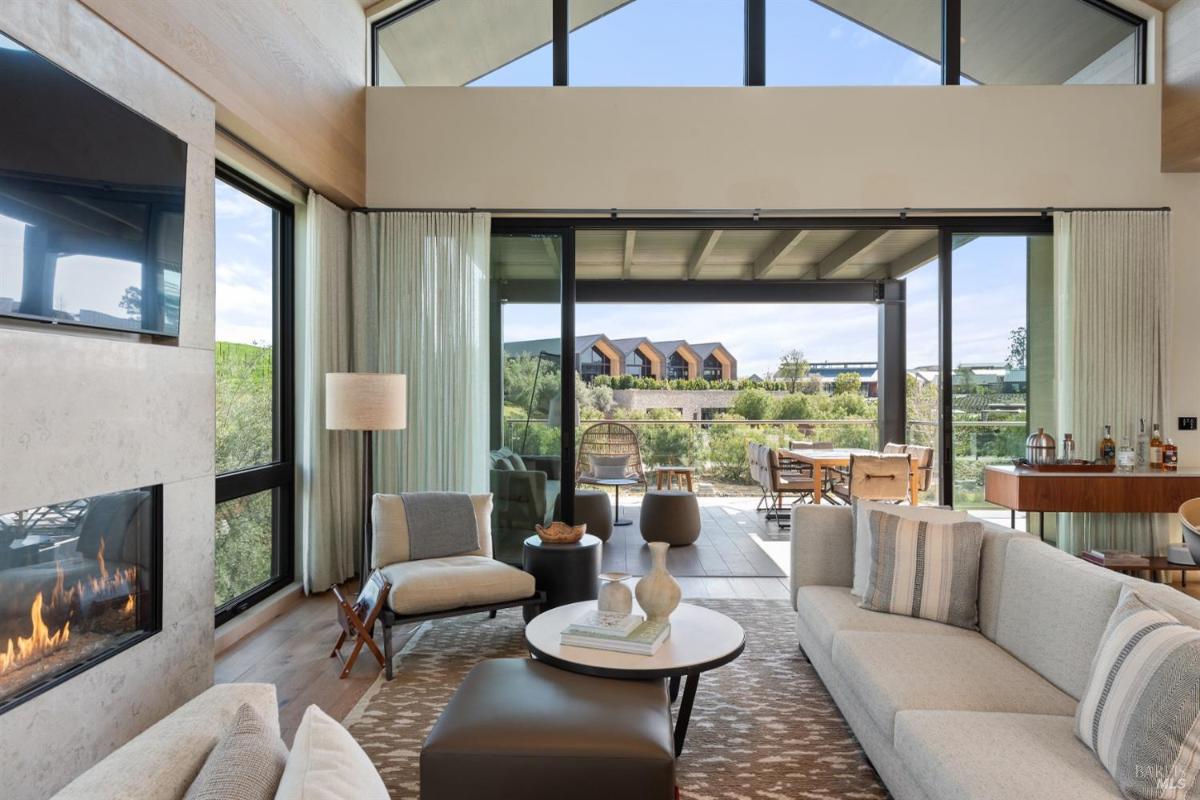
xmin=702 ymin=355 xmax=722 ymax=381
xmin=625 ymin=349 xmax=652 ymax=377
xmin=214 ymin=167 xmax=293 ymax=624
xmin=667 ymin=352 xmax=689 ymax=380
xmin=580 ymin=346 xmax=610 ymax=382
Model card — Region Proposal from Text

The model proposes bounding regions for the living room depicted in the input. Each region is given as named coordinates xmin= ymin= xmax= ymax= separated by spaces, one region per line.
xmin=2 ymin=1 xmax=1200 ymax=799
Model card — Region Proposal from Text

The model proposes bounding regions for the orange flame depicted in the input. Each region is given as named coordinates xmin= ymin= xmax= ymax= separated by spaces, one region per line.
xmin=0 ymin=593 xmax=70 ymax=673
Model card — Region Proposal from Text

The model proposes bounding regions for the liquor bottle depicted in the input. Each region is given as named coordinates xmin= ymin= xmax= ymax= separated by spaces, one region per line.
xmin=1163 ymin=439 xmax=1179 ymax=471
xmin=1136 ymin=418 xmax=1148 ymax=467
xmin=1062 ymin=433 xmax=1076 ymax=463
xmin=1099 ymin=425 xmax=1116 ymax=465
xmin=1150 ymin=424 xmax=1164 ymax=469
xmin=1117 ymin=436 xmax=1136 ymax=472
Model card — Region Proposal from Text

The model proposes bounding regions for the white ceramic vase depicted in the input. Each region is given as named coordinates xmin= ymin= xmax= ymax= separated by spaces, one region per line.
xmin=635 ymin=542 xmax=681 ymax=622
xmin=597 ymin=572 xmax=633 ymax=615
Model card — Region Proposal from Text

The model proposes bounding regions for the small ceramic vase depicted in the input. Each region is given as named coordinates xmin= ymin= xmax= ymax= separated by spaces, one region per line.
xmin=635 ymin=542 xmax=681 ymax=622
xmin=597 ymin=572 xmax=633 ymax=615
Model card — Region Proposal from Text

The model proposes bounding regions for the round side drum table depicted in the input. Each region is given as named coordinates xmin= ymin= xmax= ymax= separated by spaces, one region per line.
xmin=522 ymin=533 xmax=602 ymax=622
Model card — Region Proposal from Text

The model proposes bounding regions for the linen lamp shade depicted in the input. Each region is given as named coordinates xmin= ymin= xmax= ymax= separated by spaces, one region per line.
xmin=325 ymin=373 xmax=407 ymax=431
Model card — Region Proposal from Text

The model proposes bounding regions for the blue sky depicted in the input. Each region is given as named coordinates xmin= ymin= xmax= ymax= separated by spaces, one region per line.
xmin=472 ymin=0 xmax=941 ymax=87
xmin=215 ymin=180 xmax=274 ymax=345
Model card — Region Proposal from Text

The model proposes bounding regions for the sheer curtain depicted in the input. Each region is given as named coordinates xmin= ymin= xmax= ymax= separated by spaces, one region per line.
xmin=1053 ymin=210 xmax=1172 ymax=555
xmin=351 ymin=212 xmax=491 ymax=496
xmin=299 ymin=191 xmax=360 ymax=593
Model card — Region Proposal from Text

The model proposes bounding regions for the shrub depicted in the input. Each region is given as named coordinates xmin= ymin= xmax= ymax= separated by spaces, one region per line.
xmin=730 ymin=388 xmax=777 ymax=420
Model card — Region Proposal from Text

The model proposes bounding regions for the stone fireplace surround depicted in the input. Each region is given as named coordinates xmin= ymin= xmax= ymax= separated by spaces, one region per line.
xmin=0 ymin=3 xmax=217 ymax=798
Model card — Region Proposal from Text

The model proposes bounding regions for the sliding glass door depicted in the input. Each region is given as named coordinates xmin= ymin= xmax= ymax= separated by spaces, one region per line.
xmin=489 ymin=231 xmax=572 ymax=565
xmin=946 ymin=232 xmax=1053 ymax=516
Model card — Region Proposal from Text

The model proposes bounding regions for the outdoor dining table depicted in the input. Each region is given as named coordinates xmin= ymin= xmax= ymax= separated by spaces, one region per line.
xmin=781 ymin=448 xmax=921 ymax=506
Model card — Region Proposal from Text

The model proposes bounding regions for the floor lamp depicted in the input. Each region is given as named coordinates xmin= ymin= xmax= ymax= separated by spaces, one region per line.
xmin=325 ymin=373 xmax=407 ymax=584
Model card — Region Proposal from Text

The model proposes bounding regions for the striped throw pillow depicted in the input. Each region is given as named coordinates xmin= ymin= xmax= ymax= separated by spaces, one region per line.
xmin=859 ymin=510 xmax=984 ymax=630
xmin=1076 ymin=589 xmax=1200 ymax=800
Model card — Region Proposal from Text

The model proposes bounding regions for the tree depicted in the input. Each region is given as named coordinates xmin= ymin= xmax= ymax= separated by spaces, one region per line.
xmin=119 ymin=286 xmax=141 ymax=320
xmin=777 ymin=349 xmax=810 ymax=393
xmin=730 ymin=387 xmax=776 ymax=420
xmin=832 ymin=371 xmax=862 ymax=396
xmin=776 ymin=393 xmax=813 ymax=421
xmin=1006 ymin=326 xmax=1027 ymax=370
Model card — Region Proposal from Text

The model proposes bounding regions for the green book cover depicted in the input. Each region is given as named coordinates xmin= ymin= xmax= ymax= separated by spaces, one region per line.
xmin=565 ymin=619 xmax=669 ymax=644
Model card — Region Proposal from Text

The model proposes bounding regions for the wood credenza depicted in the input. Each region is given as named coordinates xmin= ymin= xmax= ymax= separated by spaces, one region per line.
xmin=984 ymin=465 xmax=1200 ymax=514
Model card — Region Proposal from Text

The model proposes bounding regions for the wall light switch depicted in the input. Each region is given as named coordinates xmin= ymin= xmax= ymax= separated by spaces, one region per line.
xmin=1181 ymin=417 xmax=1198 ymax=431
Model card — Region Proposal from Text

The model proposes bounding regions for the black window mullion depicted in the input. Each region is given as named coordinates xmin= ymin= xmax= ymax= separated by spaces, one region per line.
xmin=745 ymin=0 xmax=765 ymax=86
xmin=942 ymin=0 xmax=961 ymax=85
xmin=553 ymin=0 xmax=569 ymax=86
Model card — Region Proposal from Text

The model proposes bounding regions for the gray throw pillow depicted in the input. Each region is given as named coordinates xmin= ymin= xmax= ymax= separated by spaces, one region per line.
xmin=184 ymin=703 xmax=287 ymax=800
xmin=508 ymin=452 xmax=527 ymax=470
xmin=859 ymin=509 xmax=984 ymax=630
xmin=1076 ymin=589 xmax=1200 ymax=800
xmin=589 ymin=454 xmax=630 ymax=480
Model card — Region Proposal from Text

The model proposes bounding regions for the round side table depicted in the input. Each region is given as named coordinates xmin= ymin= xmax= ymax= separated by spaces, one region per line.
xmin=522 ymin=533 xmax=602 ymax=622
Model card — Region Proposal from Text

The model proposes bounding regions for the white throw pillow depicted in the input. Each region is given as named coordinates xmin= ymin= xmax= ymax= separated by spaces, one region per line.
xmin=274 ymin=705 xmax=388 ymax=800
xmin=589 ymin=454 xmax=631 ymax=480
xmin=851 ymin=499 xmax=968 ymax=597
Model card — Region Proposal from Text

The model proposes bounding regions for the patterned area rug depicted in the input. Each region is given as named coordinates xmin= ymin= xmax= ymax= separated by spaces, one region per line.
xmin=344 ymin=599 xmax=889 ymax=799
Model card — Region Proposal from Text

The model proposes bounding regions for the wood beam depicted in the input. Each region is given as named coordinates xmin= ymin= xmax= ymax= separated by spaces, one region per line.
xmin=816 ymin=230 xmax=888 ymax=279
xmin=623 ymin=230 xmax=636 ymax=278
xmin=686 ymin=230 xmax=722 ymax=279
xmin=752 ymin=230 xmax=809 ymax=279
xmin=1163 ymin=0 xmax=1200 ymax=171
xmin=884 ymin=237 xmax=939 ymax=279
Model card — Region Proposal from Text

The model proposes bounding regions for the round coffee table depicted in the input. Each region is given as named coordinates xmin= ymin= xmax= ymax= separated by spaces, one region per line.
xmin=524 ymin=600 xmax=745 ymax=756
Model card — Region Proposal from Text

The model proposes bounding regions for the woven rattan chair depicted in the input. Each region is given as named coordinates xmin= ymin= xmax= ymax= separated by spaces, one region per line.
xmin=576 ymin=422 xmax=647 ymax=485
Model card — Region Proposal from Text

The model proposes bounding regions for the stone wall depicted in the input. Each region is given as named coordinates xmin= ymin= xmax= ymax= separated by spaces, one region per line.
xmin=0 ymin=3 xmax=216 ymax=797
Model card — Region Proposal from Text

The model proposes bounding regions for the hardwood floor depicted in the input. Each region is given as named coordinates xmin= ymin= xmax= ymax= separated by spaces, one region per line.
xmin=214 ymin=576 xmax=789 ymax=743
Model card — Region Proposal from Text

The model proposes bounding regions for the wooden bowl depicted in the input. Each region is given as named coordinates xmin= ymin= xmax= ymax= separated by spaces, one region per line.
xmin=535 ymin=521 xmax=586 ymax=544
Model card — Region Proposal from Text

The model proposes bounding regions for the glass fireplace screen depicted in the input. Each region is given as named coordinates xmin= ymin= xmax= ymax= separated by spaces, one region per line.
xmin=0 ymin=486 xmax=161 ymax=713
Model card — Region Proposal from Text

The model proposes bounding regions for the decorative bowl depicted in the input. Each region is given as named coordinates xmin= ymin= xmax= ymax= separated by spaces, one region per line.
xmin=535 ymin=521 xmax=586 ymax=544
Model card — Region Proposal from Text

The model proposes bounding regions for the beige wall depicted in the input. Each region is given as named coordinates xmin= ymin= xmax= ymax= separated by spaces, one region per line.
xmin=367 ymin=85 xmax=1200 ymax=463
xmin=80 ymin=0 xmax=367 ymax=207
xmin=0 ymin=3 xmax=217 ymax=798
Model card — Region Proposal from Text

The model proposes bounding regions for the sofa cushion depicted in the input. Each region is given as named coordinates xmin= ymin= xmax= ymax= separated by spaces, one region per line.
xmin=860 ymin=511 xmax=984 ymax=630
xmin=1076 ymin=589 xmax=1200 ymax=800
xmin=183 ymin=703 xmax=286 ymax=800
xmin=796 ymin=585 xmax=975 ymax=653
xmin=851 ymin=500 xmax=967 ymax=596
xmin=994 ymin=539 xmax=1125 ymax=700
xmin=380 ymin=555 xmax=535 ymax=615
xmin=831 ymin=631 xmax=1077 ymax=741
xmin=978 ymin=520 xmax=1034 ymax=641
xmin=895 ymin=711 xmax=1122 ymax=800
xmin=275 ymin=705 xmax=389 ymax=800
xmin=373 ymin=494 xmax=493 ymax=567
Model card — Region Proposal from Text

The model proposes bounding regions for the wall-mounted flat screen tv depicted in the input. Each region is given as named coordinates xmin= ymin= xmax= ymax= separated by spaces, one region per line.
xmin=0 ymin=32 xmax=186 ymax=338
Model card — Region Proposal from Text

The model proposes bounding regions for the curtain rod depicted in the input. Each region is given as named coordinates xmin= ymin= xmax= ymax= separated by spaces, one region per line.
xmin=215 ymin=124 xmax=312 ymax=196
xmin=350 ymin=206 xmax=1171 ymax=217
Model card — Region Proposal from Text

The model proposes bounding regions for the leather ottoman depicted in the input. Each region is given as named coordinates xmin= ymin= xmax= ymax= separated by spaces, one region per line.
xmin=421 ymin=659 xmax=675 ymax=800
xmin=639 ymin=489 xmax=701 ymax=546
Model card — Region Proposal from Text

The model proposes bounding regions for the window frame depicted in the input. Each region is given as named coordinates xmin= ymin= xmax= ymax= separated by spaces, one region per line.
xmin=213 ymin=163 xmax=295 ymax=627
xmin=370 ymin=0 xmax=1146 ymax=87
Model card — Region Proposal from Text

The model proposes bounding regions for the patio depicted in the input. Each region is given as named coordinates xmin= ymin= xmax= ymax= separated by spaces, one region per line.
xmin=596 ymin=494 xmax=1027 ymax=580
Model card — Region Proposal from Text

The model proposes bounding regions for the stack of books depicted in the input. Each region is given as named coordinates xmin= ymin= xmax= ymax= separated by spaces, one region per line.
xmin=559 ymin=609 xmax=671 ymax=656
xmin=1083 ymin=549 xmax=1150 ymax=568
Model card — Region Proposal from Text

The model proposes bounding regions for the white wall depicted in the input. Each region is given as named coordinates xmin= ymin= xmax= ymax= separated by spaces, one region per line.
xmin=366 ymin=85 xmax=1200 ymax=464
xmin=0 ymin=3 xmax=216 ymax=798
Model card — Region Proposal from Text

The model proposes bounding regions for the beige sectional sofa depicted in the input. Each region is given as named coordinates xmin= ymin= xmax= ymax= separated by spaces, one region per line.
xmin=52 ymin=683 xmax=279 ymax=800
xmin=790 ymin=504 xmax=1200 ymax=800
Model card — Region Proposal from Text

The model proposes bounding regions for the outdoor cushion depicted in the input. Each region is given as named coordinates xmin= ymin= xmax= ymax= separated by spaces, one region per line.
xmin=895 ymin=711 xmax=1122 ymax=800
xmin=379 ymin=555 xmax=535 ymax=616
xmin=588 ymin=454 xmax=632 ymax=479
xmin=994 ymin=538 xmax=1124 ymax=699
xmin=795 ymin=585 xmax=975 ymax=653
xmin=831 ymin=631 xmax=1077 ymax=742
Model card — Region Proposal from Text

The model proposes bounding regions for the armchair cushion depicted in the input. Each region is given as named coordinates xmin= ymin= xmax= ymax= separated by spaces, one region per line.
xmin=373 ymin=493 xmax=493 ymax=568
xmin=379 ymin=555 xmax=536 ymax=616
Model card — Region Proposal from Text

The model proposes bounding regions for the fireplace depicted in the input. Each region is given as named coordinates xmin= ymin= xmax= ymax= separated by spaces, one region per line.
xmin=0 ymin=486 xmax=161 ymax=714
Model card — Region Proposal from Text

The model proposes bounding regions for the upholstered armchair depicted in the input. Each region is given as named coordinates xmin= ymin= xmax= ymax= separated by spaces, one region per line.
xmin=372 ymin=492 xmax=543 ymax=680
xmin=489 ymin=447 xmax=561 ymax=565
